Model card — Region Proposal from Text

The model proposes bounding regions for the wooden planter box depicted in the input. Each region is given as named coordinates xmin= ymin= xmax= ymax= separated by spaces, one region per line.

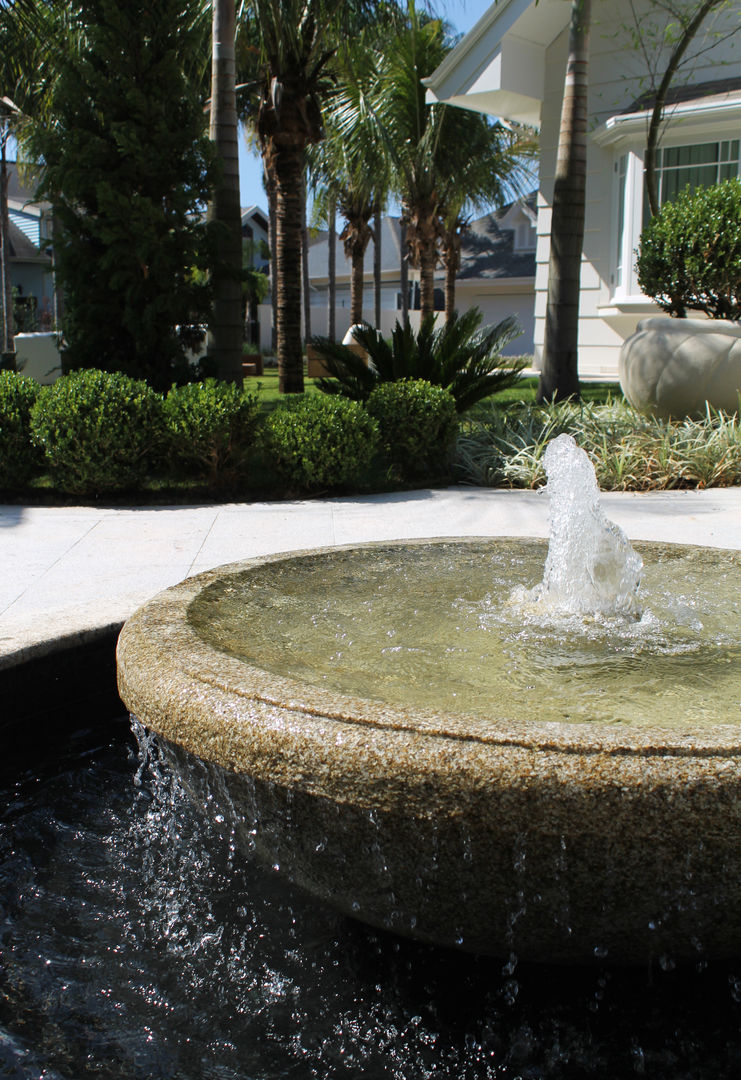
xmin=306 ymin=343 xmax=368 ymax=378
xmin=242 ymin=353 xmax=264 ymax=377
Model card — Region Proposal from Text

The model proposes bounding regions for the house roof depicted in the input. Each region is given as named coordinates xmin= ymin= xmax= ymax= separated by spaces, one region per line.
xmin=621 ymin=76 xmax=741 ymax=115
xmin=424 ymin=0 xmax=569 ymax=126
xmin=308 ymin=198 xmax=536 ymax=285
xmin=458 ymin=202 xmax=536 ymax=282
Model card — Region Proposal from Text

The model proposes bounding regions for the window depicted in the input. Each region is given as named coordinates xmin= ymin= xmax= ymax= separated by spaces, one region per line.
xmin=614 ymin=139 xmax=741 ymax=298
xmin=652 ymin=140 xmax=740 ymax=207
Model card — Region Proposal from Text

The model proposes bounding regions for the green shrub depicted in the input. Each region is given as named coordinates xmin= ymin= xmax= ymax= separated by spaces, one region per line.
xmin=0 ymin=371 xmax=42 ymax=490
xmin=366 ymin=379 xmax=458 ymax=481
xmin=311 ymin=308 xmax=525 ymax=412
xmin=264 ymin=394 xmax=379 ymax=491
xmin=31 ymin=368 xmax=164 ymax=494
xmin=636 ymin=179 xmax=741 ymax=319
xmin=163 ymin=379 xmax=260 ymax=487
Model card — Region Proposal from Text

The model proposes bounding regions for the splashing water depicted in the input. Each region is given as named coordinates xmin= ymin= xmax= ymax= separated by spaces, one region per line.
xmin=527 ymin=433 xmax=643 ymax=619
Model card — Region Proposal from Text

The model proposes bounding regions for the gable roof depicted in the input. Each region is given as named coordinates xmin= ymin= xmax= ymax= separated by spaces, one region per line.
xmin=424 ymin=0 xmax=569 ymax=126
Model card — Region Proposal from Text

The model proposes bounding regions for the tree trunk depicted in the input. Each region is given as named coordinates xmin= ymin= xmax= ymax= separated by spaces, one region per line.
xmin=644 ymin=0 xmax=723 ymax=217
xmin=374 ymin=203 xmax=382 ymax=329
xmin=301 ymin=171 xmax=311 ymax=341
xmin=350 ymin=245 xmax=364 ymax=325
xmin=442 ymin=227 xmax=461 ymax=323
xmin=537 ymin=0 xmax=591 ymax=404
xmin=400 ymin=216 xmax=409 ymax=328
xmin=0 ymin=132 xmax=13 ymax=357
xmin=327 ymin=191 xmax=336 ymax=340
xmin=272 ymin=138 xmax=306 ymax=394
xmin=264 ymin=163 xmax=278 ymax=353
xmin=418 ymin=223 xmax=437 ymax=320
xmin=208 ymin=0 xmax=243 ymax=383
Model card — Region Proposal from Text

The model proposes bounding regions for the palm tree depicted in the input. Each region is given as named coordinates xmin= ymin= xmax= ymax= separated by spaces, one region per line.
xmin=237 ymin=0 xmax=347 ymax=394
xmin=537 ymin=0 xmax=591 ymax=404
xmin=209 ymin=0 xmax=243 ymax=382
xmin=373 ymin=3 xmax=448 ymax=321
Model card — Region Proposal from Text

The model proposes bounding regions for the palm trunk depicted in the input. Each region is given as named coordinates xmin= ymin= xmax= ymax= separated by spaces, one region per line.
xmin=327 ymin=192 xmax=336 ymax=339
xmin=263 ymin=163 xmax=278 ymax=353
xmin=301 ymin=172 xmax=311 ymax=341
xmin=208 ymin=0 xmax=243 ymax=383
xmin=0 ymin=133 xmax=13 ymax=357
xmin=442 ymin=230 xmax=461 ymax=323
xmin=272 ymin=138 xmax=305 ymax=394
xmin=400 ymin=216 xmax=409 ymax=328
xmin=373 ymin=203 xmax=382 ymax=329
xmin=537 ymin=0 xmax=591 ymax=404
xmin=418 ymin=221 xmax=437 ymax=320
xmin=350 ymin=246 xmax=364 ymax=325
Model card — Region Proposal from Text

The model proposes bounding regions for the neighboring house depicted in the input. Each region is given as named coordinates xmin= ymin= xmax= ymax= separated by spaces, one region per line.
xmin=306 ymin=201 xmax=536 ymax=355
xmin=241 ymin=204 xmax=270 ymax=272
xmin=6 ymin=161 xmax=54 ymax=329
xmin=425 ymin=0 xmax=741 ymax=379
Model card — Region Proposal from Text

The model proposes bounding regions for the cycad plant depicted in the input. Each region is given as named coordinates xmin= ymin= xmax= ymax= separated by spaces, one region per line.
xmin=312 ymin=307 xmax=525 ymax=412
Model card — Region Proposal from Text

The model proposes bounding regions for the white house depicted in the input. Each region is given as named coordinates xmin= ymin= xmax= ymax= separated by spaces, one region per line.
xmin=425 ymin=0 xmax=741 ymax=379
xmin=6 ymin=161 xmax=54 ymax=329
xmin=306 ymin=201 xmax=537 ymax=355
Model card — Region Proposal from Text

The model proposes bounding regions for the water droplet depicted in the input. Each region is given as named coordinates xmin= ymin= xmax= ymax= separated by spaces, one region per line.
xmin=593 ymin=945 xmax=609 ymax=959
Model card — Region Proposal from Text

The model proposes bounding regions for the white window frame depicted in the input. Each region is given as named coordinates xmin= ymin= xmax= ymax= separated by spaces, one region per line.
xmin=593 ymin=94 xmax=741 ymax=306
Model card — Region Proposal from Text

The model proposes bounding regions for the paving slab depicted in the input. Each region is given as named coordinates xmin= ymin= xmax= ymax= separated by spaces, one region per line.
xmin=1 ymin=485 xmax=740 ymax=665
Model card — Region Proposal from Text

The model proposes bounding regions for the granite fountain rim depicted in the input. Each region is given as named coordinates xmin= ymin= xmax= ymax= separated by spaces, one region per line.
xmin=116 ymin=535 xmax=741 ymax=760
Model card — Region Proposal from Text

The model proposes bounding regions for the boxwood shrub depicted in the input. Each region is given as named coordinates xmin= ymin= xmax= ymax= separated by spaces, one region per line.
xmin=0 ymin=371 xmax=43 ymax=490
xmin=264 ymin=394 xmax=379 ymax=490
xmin=636 ymin=179 xmax=741 ymax=320
xmin=366 ymin=378 xmax=458 ymax=481
xmin=31 ymin=368 xmax=164 ymax=494
xmin=163 ymin=379 xmax=260 ymax=487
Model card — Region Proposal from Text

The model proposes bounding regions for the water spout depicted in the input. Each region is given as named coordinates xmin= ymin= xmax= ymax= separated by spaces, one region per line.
xmin=530 ymin=433 xmax=643 ymax=619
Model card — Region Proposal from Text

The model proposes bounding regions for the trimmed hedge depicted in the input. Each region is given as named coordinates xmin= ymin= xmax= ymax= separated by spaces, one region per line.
xmin=264 ymin=394 xmax=379 ymax=490
xmin=637 ymin=179 xmax=741 ymax=320
xmin=367 ymin=378 xmax=458 ymax=481
xmin=0 ymin=371 xmax=43 ymax=490
xmin=30 ymin=369 xmax=164 ymax=494
xmin=163 ymin=379 xmax=260 ymax=487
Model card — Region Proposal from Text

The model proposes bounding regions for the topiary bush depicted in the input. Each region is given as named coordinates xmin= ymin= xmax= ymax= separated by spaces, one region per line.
xmin=30 ymin=368 xmax=164 ymax=494
xmin=264 ymin=394 xmax=379 ymax=491
xmin=366 ymin=379 xmax=458 ymax=481
xmin=0 ymin=371 xmax=43 ymax=490
xmin=636 ymin=179 xmax=741 ymax=320
xmin=163 ymin=379 xmax=260 ymax=488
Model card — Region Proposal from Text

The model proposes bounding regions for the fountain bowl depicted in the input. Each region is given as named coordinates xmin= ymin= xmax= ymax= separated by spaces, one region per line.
xmin=117 ymin=537 xmax=741 ymax=966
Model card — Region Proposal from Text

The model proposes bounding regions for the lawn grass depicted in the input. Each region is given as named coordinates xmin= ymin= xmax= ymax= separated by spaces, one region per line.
xmin=251 ymin=368 xmax=622 ymax=412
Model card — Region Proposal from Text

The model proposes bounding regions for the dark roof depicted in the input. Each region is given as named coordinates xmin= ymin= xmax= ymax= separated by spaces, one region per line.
xmin=457 ymin=202 xmax=536 ymax=282
xmin=622 ymin=76 xmax=741 ymax=115
xmin=308 ymin=197 xmax=536 ymax=282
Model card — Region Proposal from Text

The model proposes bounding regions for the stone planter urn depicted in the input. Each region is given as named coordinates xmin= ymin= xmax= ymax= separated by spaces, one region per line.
xmin=619 ymin=316 xmax=741 ymax=419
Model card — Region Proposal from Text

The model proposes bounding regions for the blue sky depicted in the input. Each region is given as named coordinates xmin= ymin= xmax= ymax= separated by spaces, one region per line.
xmin=239 ymin=0 xmax=496 ymax=207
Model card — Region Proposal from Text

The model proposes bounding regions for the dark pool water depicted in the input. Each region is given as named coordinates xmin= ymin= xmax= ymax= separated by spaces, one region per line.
xmin=2 ymin=719 xmax=741 ymax=1080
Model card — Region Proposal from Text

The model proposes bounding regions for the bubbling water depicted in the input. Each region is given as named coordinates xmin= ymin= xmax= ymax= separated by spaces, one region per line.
xmin=523 ymin=433 xmax=643 ymax=619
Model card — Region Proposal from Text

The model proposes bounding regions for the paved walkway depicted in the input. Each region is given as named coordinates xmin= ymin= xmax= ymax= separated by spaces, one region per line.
xmin=2 ymin=485 xmax=740 ymax=664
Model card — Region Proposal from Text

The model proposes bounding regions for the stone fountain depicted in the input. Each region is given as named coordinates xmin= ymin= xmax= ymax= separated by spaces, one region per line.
xmin=117 ymin=435 xmax=741 ymax=965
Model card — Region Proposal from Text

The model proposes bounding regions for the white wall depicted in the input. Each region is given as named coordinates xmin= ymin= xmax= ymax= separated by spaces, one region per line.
xmin=533 ymin=0 xmax=741 ymax=380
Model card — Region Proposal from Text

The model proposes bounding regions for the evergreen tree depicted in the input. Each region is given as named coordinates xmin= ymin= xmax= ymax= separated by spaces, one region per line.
xmin=29 ymin=0 xmax=216 ymax=390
